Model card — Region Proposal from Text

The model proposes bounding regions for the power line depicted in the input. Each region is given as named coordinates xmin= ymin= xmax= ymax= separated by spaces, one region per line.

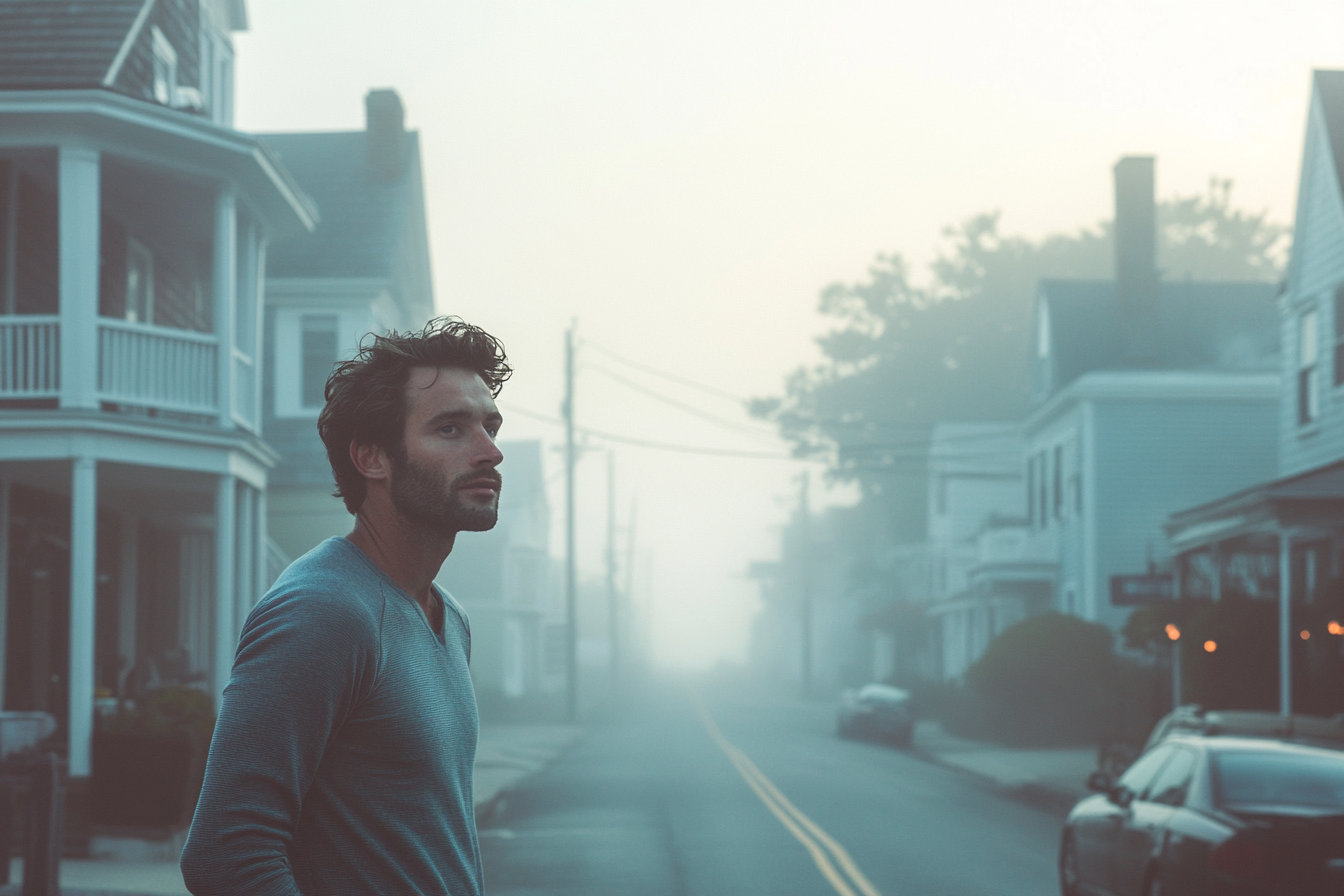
xmin=498 ymin=402 xmax=803 ymax=460
xmin=585 ymin=363 xmax=779 ymax=442
xmin=582 ymin=339 xmax=748 ymax=404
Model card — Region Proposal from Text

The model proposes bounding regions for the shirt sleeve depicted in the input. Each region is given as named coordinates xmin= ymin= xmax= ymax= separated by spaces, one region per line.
xmin=179 ymin=587 xmax=380 ymax=896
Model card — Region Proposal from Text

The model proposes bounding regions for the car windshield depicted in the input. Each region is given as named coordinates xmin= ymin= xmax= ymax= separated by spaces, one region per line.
xmin=1215 ymin=750 xmax=1344 ymax=810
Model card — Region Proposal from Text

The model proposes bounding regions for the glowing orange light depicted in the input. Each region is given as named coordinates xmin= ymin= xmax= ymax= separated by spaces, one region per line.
xmin=1301 ymin=630 xmax=1311 ymax=640
xmin=1165 ymin=624 xmax=1181 ymax=641
xmin=1330 ymin=621 xmax=1344 ymax=636
xmin=1204 ymin=640 xmax=1217 ymax=653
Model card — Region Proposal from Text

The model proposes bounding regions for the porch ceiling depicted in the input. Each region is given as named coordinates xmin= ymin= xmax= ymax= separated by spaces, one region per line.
xmin=1167 ymin=459 xmax=1344 ymax=553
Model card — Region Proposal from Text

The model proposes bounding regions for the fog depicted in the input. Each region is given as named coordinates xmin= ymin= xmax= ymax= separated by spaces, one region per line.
xmin=233 ymin=0 xmax=1344 ymax=669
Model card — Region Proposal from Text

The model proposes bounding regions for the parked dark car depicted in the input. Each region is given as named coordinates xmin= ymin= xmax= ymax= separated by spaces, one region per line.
xmin=835 ymin=684 xmax=913 ymax=747
xmin=1060 ymin=735 xmax=1344 ymax=896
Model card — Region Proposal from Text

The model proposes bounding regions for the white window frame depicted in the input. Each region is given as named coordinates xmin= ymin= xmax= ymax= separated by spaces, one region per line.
xmin=125 ymin=237 xmax=153 ymax=324
xmin=1299 ymin=308 xmax=1320 ymax=426
xmin=273 ymin=308 xmax=366 ymax=418
xmin=151 ymin=26 xmax=178 ymax=106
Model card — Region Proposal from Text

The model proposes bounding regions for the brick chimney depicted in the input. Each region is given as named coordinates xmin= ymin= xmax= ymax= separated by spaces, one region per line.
xmin=365 ymin=89 xmax=405 ymax=182
xmin=1113 ymin=156 xmax=1160 ymax=360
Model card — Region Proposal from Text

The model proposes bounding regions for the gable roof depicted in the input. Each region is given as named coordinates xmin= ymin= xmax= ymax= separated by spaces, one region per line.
xmin=1034 ymin=279 xmax=1278 ymax=402
xmin=0 ymin=0 xmax=147 ymax=89
xmin=1313 ymin=70 xmax=1344 ymax=203
xmin=258 ymin=130 xmax=425 ymax=282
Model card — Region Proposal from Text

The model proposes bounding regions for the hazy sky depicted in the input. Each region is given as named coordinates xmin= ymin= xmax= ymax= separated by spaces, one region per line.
xmin=237 ymin=1 xmax=1344 ymax=668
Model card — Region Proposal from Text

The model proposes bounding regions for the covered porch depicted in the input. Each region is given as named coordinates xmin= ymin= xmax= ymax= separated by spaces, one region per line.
xmin=0 ymin=435 xmax=272 ymax=782
xmin=1166 ymin=460 xmax=1344 ymax=715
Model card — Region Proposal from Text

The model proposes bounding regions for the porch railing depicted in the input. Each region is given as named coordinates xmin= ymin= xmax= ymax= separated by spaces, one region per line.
xmin=0 ymin=316 xmax=60 ymax=398
xmin=98 ymin=320 xmax=218 ymax=416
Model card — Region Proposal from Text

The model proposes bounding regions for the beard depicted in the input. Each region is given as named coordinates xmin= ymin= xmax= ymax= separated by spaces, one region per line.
xmin=388 ymin=452 xmax=501 ymax=535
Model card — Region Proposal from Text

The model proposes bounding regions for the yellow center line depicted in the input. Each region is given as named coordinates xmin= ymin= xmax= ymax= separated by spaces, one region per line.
xmin=691 ymin=692 xmax=885 ymax=896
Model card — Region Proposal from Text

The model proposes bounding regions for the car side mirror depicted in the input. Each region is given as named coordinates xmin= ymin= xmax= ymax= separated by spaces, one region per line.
xmin=1086 ymin=770 xmax=1112 ymax=793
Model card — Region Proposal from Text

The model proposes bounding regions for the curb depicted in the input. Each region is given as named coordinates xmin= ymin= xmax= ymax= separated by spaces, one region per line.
xmin=910 ymin=745 xmax=1084 ymax=819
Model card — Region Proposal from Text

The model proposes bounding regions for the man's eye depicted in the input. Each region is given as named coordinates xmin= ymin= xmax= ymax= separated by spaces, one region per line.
xmin=440 ymin=425 xmax=459 ymax=435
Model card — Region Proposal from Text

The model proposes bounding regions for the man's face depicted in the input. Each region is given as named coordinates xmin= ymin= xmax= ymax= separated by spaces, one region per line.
xmin=387 ymin=366 xmax=504 ymax=535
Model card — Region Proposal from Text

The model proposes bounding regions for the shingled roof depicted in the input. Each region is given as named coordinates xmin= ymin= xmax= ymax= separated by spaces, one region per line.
xmin=0 ymin=0 xmax=146 ymax=90
xmin=258 ymin=130 xmax=423 ymax=280
xmin=1033 ymin=279 xmax=1279 ymax=403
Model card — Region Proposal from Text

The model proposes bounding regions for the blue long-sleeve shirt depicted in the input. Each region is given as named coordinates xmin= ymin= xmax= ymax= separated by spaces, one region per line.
xmin=181 ymin=537 xmax=482 ymax=896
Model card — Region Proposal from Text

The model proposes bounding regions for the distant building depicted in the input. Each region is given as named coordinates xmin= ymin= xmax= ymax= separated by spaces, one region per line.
xmin=258 ymin=88 xmax=434 ymax=564
xmin=1166 ymin=72 xmax=1344 ymax=710
xmin=1027 ymin=156 xmax=1279 ymax=630
xmin=435 ymin=441 xmax=564 ymax=716
xmin=918 ymin=424 xmax=1053 ymax=681
xmin=0 ymin=0 xmax=314 ymax=791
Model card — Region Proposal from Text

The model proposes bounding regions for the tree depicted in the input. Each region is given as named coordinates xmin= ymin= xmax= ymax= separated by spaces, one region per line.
xmin=752 ymin=180 xmax=1289 ymax=543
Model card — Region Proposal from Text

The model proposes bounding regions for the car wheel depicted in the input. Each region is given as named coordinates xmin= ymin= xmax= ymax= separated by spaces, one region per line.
xmin=1059 ymin=832 xmax=1083 ymax=896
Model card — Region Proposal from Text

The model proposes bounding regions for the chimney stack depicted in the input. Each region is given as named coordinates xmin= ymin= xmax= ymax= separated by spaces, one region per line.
xmin=1113 ymin=156 xmax=1159 ymax=359
xmin=365 ymin=89 xmax=405 ymax=182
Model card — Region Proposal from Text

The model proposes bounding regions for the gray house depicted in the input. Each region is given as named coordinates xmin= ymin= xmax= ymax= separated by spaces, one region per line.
xmin=258 ymin=89 xmax=434 ymax=563
xmin=1025 ymin=156 xmax=1280 ymax=631
xmin=1166 ymin=71 xmax=1344 ymax=712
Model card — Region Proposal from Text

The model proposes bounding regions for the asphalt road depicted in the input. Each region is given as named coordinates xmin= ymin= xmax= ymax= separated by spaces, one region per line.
xmin=479 ymin=678 xmax=1063 ymax=896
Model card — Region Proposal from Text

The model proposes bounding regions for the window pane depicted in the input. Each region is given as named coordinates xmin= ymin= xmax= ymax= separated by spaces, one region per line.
xmin=301 ymin=315 xmax=339 ymax=408
xmin=1117 ymin=745 xmax=1175 ymax=795
xmin=1215 ymin=750 xmax=1344 ymax=810
xmin=1301 ymin=310 xmax=1319 ymax=367
xmin=1146 ymin=747 xmax=1196 ymax=805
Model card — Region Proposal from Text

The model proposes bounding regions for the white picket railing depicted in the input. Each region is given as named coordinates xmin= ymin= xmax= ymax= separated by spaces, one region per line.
xmin=0 ymin=316 xmax=61 ymax=398
xmin=98 ymin=319 xmax=218 ymax=416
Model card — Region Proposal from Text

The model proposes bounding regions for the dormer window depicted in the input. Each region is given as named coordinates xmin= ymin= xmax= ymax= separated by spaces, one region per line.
xmin=152 ymin=27 xmax=178 ymax=106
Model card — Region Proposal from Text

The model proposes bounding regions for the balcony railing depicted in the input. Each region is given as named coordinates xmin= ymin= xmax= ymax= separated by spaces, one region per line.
xmin=0 ymin=316 xmax=60 ymax=398
xmin=0 ymin=317 xmax=234 ymax=423
xmin=98 ymin=319 xmax=218 ymax=416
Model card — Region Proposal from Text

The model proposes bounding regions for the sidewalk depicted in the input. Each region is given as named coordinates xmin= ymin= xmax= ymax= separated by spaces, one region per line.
xmin=913 ymin=720 xmax=1098 ymax=816
xmin=0 ymin=721 xmax=582 ymax=896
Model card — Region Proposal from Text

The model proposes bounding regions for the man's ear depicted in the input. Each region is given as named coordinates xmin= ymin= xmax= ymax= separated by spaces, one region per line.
xmin=350 ymin=440 xmax=391 ymax=482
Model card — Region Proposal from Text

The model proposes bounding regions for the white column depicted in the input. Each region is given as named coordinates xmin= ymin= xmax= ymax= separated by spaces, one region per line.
xmin=58 ymin=146 xmax=100 ymax=410
xmin=213 ymin=475 xmax=236 ymax=713
xmin=213 ymin=188 xmax=237 ymax=428
xmin=251 ymin=235 xmax=268 ymax=428
xmin=117 ymin=513 xmax=138 ymax=694
xmin=1280 ymin=531 xmax=1292 ymax=716
xmin=68 ymin=457 xmax=97 ymax=778
xmin=234 ymin=485 xmax=254 ymax=637
xmin=0 ymin=478 xmax=9 ymax=706
xmin=255 ymin=486 xmax=269 ymax=599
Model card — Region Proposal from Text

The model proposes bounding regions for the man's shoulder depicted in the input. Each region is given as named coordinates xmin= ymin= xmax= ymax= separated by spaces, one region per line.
xmin=255 ymin=538 xmax=386 ymax=631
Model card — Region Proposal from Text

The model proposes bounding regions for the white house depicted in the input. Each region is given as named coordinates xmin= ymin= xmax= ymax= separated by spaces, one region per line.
xmin=0 ymin=0 xmax=314 ymax=798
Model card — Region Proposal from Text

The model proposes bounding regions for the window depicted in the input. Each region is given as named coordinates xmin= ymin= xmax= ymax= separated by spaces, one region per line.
xmin=1334 ymin=285 xmax=1344 ymax=387
xmin=152 ymin=27 xmax=178 ymax=106
xmin=1026 ymin=457 xmax=1036 ymax=528
xmin=1147 ymin=747 xmax=1196 ymax=806
xmin=1299 ymin=309 xmax=1320 ymax=426
xmin=1037 ymin=451 xmax=1048 ymax=526
xmin=1116 ymin=745 xmax=1175 ymax=798
xmin=1052 ymin=444 xmax=1063 ymax=520
xmin=300 ymin=315 xmax=339 ymax=408
xmin=125 ymin=238 xmax=153 ymax=324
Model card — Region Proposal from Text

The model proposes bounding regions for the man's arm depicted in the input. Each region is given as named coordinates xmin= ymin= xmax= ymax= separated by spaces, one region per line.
xmin=179 ymin=587 xmax=378 ymax=895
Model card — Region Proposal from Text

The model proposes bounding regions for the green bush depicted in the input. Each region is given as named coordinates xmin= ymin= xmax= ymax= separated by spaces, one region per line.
xmin=965 ymin=612 xmax=1116 ymax=746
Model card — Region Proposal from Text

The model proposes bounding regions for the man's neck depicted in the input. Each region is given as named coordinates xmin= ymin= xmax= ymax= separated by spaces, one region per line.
xmin=346 ymin=513 xmax=454 ymax=628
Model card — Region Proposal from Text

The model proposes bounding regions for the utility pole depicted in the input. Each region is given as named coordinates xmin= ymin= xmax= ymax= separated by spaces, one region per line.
xmin=799 ymin=471 xmax=812 ymax=696
xmin=606 ymin=450 xmax=618 ymax=680
xmin=563 ymin=325 xmax=578 ymax=723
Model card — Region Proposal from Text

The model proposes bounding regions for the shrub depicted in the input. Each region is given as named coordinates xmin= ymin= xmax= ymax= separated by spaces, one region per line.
xmin=965 ymin=612 xmax=1116 ymax=746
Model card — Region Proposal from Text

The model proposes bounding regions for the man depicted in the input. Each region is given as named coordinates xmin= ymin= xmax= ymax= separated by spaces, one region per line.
xmin=181 ymin=317 xmax=510 ymax=895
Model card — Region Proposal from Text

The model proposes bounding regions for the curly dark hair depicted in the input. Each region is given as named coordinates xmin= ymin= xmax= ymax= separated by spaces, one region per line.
xmin=317 ymin=317 xmax=511 ymax=513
